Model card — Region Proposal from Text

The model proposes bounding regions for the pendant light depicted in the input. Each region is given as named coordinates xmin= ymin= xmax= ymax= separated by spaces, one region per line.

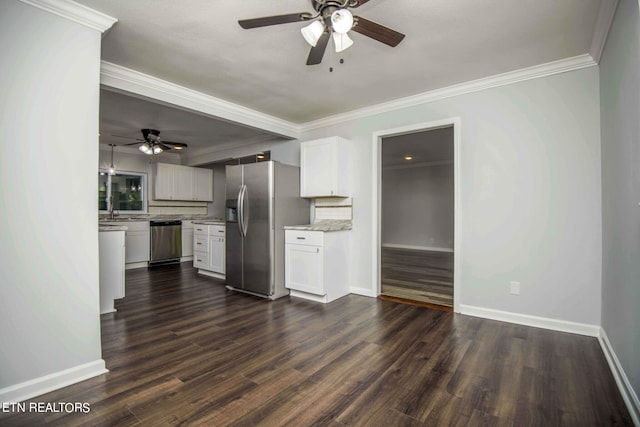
xmin=108 ymin=144 xmax=116 ymax=175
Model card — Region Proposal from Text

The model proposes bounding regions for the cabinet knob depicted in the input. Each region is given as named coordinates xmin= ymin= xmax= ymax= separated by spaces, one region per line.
xmin=317 ymin=248 xmax=319 ymax=253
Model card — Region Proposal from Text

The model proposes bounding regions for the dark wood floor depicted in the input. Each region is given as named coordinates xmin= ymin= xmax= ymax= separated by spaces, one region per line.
xmin=1 ymin=263 xmax=632 ymax=426
xmin=381 ymin=247 xmax=454 ymax=307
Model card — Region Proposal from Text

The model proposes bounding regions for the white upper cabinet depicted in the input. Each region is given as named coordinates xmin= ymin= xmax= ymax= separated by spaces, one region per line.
xmin=154 ymin=163 xmax=175 ymax=200
xmin=300 ymin=137 xmax=350 ymax=198
xmin=193 ymin=167 xmax=213 ymax=202
xmin=154 ymin=163 xmax=213 ymax=201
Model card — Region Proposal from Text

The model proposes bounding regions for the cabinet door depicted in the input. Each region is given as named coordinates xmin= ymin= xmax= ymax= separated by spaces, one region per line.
xmin=209 ymin=236 xmax=225 ymax=274
xmin=285 ymin=243 xmax=324 ymax=295
xmin=154 ymin=163 xmax=175 ymax=200
xmin=174 ymin=165 xmax=194 ymax=201
xmin=301 ymin=139 xmax=336 ymax=197
xmin=125 ymin=231 xmax=150 ymax=263
xmin=193 ymin=168 xmax=213 ymax=201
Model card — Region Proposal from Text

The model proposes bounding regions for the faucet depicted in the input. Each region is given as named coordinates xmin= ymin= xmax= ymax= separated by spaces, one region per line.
xmin=108 ymin=196 xmax=119 ymax=220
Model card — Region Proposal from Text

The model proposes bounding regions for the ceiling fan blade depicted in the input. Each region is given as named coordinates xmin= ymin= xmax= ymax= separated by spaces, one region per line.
xmin=306 ymin=31 xmax=330 ymax=65
xmin=162 ymin=141 xmax=188 ymax=148
xmin=351 ymin=16 xmax=405 ymax=47
xmin=111 ymin=134 xmax=141 ymax=140
xmin=348 ymin=0 xmax=372 ymax=7
xmin=123 ymin=142 xmax=143 ymax=146
xmin=238 ymin=12 xmax=311 ymax=29
xmin=157 ymin=143 xmax=172 ymax=151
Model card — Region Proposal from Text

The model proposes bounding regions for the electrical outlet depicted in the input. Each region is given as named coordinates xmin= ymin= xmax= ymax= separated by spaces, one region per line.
xmin=510 ymin=281 xmax=521 ymax=295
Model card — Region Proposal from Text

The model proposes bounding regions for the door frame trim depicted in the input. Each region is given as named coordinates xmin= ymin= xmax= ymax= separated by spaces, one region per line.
xmin=372 ymin=117 xmax=462 ymax=313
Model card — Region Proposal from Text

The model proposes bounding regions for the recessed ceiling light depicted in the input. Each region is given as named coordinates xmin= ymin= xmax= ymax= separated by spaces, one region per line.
xmin=404 ymin=155 xmax=413 ymax=161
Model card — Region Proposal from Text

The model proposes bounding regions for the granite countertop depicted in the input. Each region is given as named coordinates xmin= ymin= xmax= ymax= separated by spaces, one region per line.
xmin=99 ymin=215 xmax=223 ymax=223
xmin=99 ymin=224 xmax=128 ymax=232
xmin=192 ymin=219 xmax=225 ymax=225
xmin=284 ymin=220 xmax=352 ymax=232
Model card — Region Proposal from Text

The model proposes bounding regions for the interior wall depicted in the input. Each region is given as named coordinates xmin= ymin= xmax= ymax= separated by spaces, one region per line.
xmin=382 ymin=163 xmax=454 ymax=250
xmin=296 ymin=66 xmax=602 ymax=326
xmin=599 ymin=0 xmax=640 ymax=407
xmin=0 ymin=1 xmax=105 ymax=389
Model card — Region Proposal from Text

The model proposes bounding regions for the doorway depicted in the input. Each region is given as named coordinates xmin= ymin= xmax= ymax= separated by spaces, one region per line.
xmin=373 ymin=118 xmax=461 ymax=312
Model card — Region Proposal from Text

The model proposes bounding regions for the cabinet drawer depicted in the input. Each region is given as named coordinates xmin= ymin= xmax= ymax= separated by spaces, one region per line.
xmin=285 ymin=230 xmax=323 ymax=246
xmin=193 ymin=251 xmax=208 ymax=269
xmin=194 ymin=234 xmax=208 ymax=251
xmin=210 ymin=225 xmax=225 ymax=236
xmin=194 ymin=224 xmax=209 ymax=235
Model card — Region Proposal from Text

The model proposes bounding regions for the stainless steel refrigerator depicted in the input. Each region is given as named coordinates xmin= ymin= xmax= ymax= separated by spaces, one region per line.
xmin=225 ymin=161 xmax=309 ymax=299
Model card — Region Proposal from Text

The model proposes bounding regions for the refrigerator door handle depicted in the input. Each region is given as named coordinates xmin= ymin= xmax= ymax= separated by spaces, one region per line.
xmin=237 ymin=185 xmax=244 ymax=237
xmin=241 ymin=185 xmax=249 ymax=236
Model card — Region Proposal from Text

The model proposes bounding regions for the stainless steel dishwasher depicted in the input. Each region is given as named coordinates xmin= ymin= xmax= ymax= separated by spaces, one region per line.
xmin=149 ymin=220 xmax=182 ymax=266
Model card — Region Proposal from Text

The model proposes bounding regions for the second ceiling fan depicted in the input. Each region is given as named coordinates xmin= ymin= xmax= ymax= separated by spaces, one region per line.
xmin=239 ymin=0 xmax=405 ymax=66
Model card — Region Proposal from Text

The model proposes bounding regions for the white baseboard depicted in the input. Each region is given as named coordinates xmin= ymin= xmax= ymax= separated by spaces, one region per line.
xmin=0 ymin=359 xmax=107 ymax=403
xmin=349 ymin=286 xmax=377 ymax=298
xmin=382 ymin=243 xmax=454 ymax=253
xmin=197 ymin=269 xmax=225 ymax=280
xmin=459 ymin=304 xmax=600 ymax=336
xmin=125 ymin=261 xmax=147 ymax=270
xmin=598 ymin=328 xmax=640 ymax=426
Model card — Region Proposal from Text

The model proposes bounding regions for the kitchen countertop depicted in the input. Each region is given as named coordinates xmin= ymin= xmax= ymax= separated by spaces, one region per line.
xmin=99 ymin=224 xmax=128 ymax=232
xmin=284 ymin=220 xmax=352 ymax=232
xmin=99 ymin=216 xmax=223 ymax=223
xmin=192 ymin=219 xmax=225 ymax=225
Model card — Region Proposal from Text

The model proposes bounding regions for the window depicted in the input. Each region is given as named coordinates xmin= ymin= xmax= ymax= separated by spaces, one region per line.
xmin=98 ymin=170 xmax=147 ymax=214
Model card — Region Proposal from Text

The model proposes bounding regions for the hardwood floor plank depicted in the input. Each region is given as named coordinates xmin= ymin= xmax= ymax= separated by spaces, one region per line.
xmin=381 ymin=247 xmax=454 ymax=307
xmin=0 ymin=263 xmax=632 ymax=426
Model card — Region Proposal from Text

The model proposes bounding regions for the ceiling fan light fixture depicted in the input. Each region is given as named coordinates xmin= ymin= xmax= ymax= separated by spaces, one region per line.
xmin=333 ymin=31 xmax=353 ymax=52
xmin=331 ymin=9 xmax=353 ymax=34
xmin=301 ymin=20 xmax=325 ymax=46
xmin=139 ymin=143 xmax=152 ymax=155
xmin=152 ymin=145 xmax=163 ymax=154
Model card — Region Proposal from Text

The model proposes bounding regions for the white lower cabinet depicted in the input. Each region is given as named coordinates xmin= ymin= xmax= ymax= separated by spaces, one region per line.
xmin=193 ymin=223 xmax=225 ymax=278
xmin=119 ymin=221 xmax=150 ymax=265
xmin=285 ymin=229 xmax=349 ymax=303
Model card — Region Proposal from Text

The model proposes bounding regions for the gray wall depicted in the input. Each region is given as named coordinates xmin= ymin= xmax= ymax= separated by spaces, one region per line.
xmin=0 ymin=1 xmax=105 ymax=390
xmin=382 ymin=164 xmax=454 ymax=250
xmin=600 ymin=0 xmax=640 ymax=406
xmin=297 ymin=66 xmax=602 ymax=325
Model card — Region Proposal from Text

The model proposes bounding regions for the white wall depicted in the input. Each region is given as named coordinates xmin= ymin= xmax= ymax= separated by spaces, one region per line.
xmin=0 ymin=1 xmax=107 ymax=395
xmin=382 ymin=164 xmax=454 ymax=250
xmin=296 ymin=67 xmax=602 ymax=325
xmin=599 ymin=0 xmax=640 ymax=411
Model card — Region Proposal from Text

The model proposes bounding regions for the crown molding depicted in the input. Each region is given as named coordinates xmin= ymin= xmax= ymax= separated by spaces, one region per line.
xmin=19 ymin=0 xmax=117 ymax=33
xmin=100 ymin=61 xmax=299 ymax=140
xmin=299 ymin=54 xmax=597 ymax=132
xmin=590 ymin=0 xmax=619 ymax=63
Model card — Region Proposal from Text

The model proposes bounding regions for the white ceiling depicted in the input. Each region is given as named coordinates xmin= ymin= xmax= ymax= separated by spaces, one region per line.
xmin=76 ymin=0 xmax=605 ymax=154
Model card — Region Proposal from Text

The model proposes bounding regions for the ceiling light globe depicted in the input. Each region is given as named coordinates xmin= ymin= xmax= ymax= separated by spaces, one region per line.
xmin=152 ymin=145 xmax=163 ymax=154
xmin=333 ymin=32 xmax=354 ymax=52
xmin=139 ymin=144 xmax=152 ymax=155
xmin=331 ymin=9 xmax=353 ymax=34
xmin=301 ymin=20 xmax=325 ymax=46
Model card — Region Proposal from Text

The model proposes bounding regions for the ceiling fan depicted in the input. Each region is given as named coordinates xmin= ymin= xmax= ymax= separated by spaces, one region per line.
xmin=238 ymin=0 xmax=405 ymax=65
xmin=113 ymin=129 xmax=188 ymax=155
